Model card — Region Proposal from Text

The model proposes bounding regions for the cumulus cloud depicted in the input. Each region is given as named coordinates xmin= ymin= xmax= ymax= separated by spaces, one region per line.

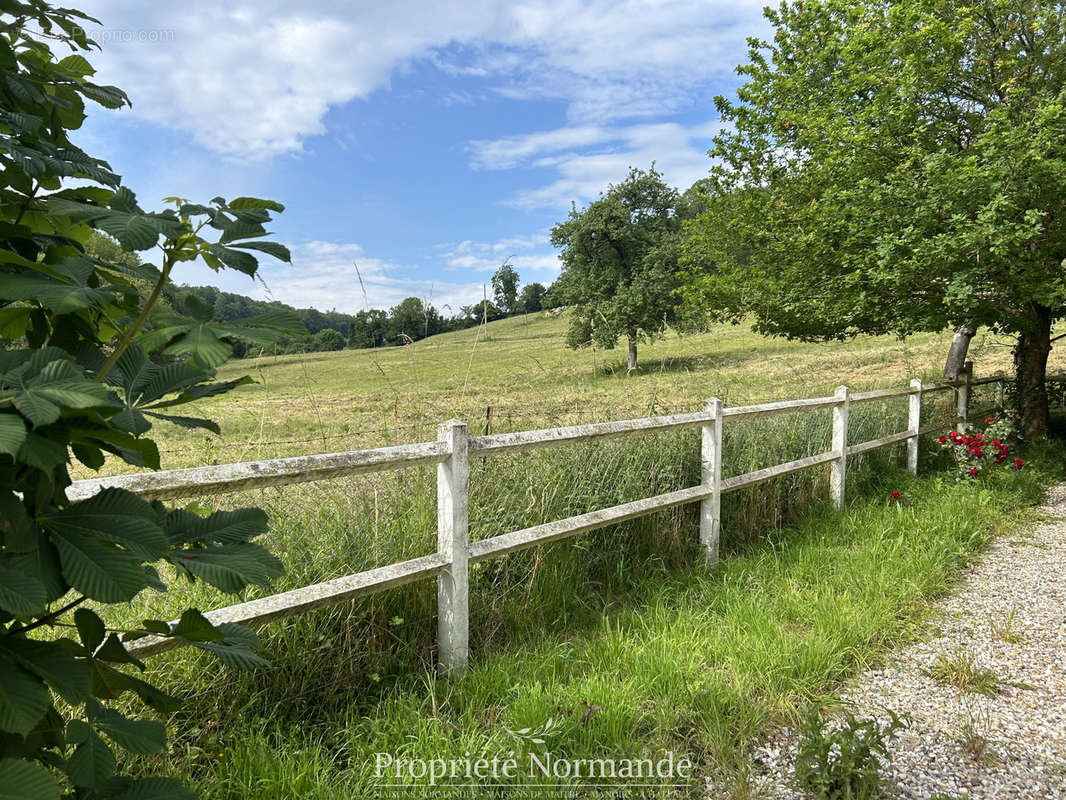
xmin=74 ymin=0 xmax=767 ymax=160
xmin=470 ymin=120 xmax=727 ymax=209
xmin=439 ymin=236 xmax=561 ymax=275
xmin=249 ymin=241 xmax=486 ymax=314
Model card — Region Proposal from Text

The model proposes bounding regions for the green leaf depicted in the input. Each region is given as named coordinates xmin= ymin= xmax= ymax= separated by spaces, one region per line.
xmin=57 ymin=54 xmax=94 ymax=77
xmin=0 ymin=660 xmax=48 ymax=735
xmin=0 ymin=273 xmax=112 ymax=314
xmin=0 ymin=414 xmax=26 ymax=457
xmin=165 ymin=508 xmax=268 ymax=546
xmin=191 ymin=640 xmax=268 ymax=670
xmin=4 ymin=534 xmax=66 ymax=604
xmin=72 ymin=442 xmax=106 ymax=470
xmin=74 ymin=608 xmax=106 ymax=651
xmin=89 ymin=662 xmax=181 ymax=713
xmin=145 ymin=375 xmax=254 ymax=409
xmin=0 ymin=562 xmax=47 ymax=616
xmin=79 ymin=83 xmax=128 ymax=110
xmin=0 ymin=307 xmax=32 ymax=339
xmin=179 ymin=293 xmax=214 ymax=323
xmin=0 ymin=491 xmax=33 ymax=552
xmin=161 ymin=326 xmax=232 ymax=369
xmin=170 ymin=543 xmax=282 ymax=593
xmin=70 ymin=427 xmax=161 ymax=471
xmin=51 ymin=529 xmax=148 ymax=603
xmin=228 ymin=197 xmax=284 ymax=212
xmin=141 ymin=412 xmax=221 ymax=434
xmin=93 ymin=210 xmax=180 ymax=252
xmin=17 ymin=432 xmax=67 ymax=472
xmin=66 ymin=730 xmax=115 ymax=789
xmin=40 ymin=489 xmax=168 ymax=561
xmin=45 ymin=197 xmax=111 ymax=223
xmin=91 ymin=707 xmax=165 ymax=756
xmin=171 ymin=608 xmax=223 ymax=643
xmin=206 ymin=244 xmax=258 ymax=275
xmin=0 ymin=758 xmax=59 ymax=800
xmin=5 ymin=357 xmax=112 ymax=426
xmin=113 ymin=777 xmax=195 ymax=800
xmin=0 ymin=638 xmax=91 ymax=705
xmin=228 ymin=240 xmax=291 ymax=262
xmin=94 ymin=633 xmax=145 ymax=670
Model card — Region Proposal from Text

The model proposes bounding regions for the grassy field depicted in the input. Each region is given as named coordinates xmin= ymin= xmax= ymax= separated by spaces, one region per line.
xmin=121 ymin=312 xmax=1057 ymax=468
xmin=95 ymin=313 xmax=1066 ymax=798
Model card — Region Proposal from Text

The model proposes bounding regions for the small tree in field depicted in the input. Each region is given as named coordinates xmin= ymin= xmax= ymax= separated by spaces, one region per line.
xmin=491 ymin=261 xmax=519 ymax=315
xmin=0 ymin=4 xmax=295 ymax=797
xmin=551 ymin=166 xmax=685 ymax=371
xmin=517 ymin=282 xmax=546 ymax=314
xmin=683 ymin=0 xmax=1066 ymax=439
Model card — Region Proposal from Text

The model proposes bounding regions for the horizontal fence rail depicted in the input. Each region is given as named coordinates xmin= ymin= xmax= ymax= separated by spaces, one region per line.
xmin=69 ymin=363 xmax=1051 ymax=670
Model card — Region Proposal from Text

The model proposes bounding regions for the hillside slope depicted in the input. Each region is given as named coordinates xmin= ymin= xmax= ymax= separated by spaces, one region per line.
xmin=137 ymin=312 xmax=1060 ymax=468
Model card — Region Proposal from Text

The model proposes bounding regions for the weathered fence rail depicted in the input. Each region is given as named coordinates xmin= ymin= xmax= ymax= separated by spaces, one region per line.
xmin=68 ymin=363 xmax=1035 ymax=671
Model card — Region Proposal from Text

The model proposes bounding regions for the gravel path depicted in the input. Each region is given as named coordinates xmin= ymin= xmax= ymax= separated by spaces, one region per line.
xmin=716 ymin=484 xmax=1066 ymax=799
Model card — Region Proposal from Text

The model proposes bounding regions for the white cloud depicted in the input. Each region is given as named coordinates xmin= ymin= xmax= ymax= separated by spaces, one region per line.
xmin=249 ymin=241 xmax=486 ymax=314
xmin=74 ymin=0 xmax=767 ymax=160
xmin=440 ymin=236 xmax=561 ymax=276
xmin=469 ymin=120 xmax=726 ymax=209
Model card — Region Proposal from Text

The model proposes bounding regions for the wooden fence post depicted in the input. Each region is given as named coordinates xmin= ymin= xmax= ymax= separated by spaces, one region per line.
xmin=830 ymin=385 xmax=849 ymax=509
xmin=700 ymin=397 xmax=723 ymax=564
xmin=907 ymin=378 xmax=922 ymax=476
xmin=995 ymin=372 xmax=1005 ymax=414
xmin=437 ymin=419 xmax=469 ymax=675
xmin=956 ymin=360 xmax=973 ymax=434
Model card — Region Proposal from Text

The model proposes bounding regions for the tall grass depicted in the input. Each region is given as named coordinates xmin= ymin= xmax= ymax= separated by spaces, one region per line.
xmin=88 ymin=314 xmax=1064 ymax=796
xmin=102 ymin=386 xmax=1064 ymax=797
xmin=125 ymin=442 xmax=1061 ymax=799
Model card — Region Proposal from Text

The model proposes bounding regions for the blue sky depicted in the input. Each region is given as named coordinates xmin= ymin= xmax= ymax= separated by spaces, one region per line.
xmin=73 ymin=0 xmax=770 ymax=315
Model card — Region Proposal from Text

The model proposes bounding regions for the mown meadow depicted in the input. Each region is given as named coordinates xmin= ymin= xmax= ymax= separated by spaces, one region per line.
xmin=93 ymin=313 xmax=1066 ymax=798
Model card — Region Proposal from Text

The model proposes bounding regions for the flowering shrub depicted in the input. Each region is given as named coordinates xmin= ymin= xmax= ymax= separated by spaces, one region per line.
xmin=938 ymin=414 xmax=1023 ymax=481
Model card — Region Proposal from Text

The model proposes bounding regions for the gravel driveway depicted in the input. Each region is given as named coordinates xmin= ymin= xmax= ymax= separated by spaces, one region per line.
xmin=719 ymin=484 xmax=1066 ymax=799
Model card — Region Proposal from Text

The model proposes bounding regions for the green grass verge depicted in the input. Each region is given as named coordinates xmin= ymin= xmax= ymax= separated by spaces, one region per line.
xmin=141 ymin=444 xmax=1062 ymax=799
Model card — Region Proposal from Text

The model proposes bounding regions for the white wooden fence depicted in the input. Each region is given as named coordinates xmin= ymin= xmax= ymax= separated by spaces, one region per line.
xmin=68 ymin=362 xmax=1012 ymax=673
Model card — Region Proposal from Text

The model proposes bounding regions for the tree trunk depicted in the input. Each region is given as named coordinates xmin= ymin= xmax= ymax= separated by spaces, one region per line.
xmin=627 ymin=336 xmax=637 ymax=372
xmin=1014 ymin=304 xmax=1053 ymax=441
xmin=943 ymin=321 xmax=975 ymax=380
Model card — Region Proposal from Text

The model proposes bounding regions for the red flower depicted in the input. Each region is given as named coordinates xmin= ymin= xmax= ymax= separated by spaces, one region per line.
xmin=1015 ymin=459 xmax=1024 ymax=470
xmin=892 ymin=490 xmax=901 ymax=499
xmin=975 ymin=433 xmax=984 ymax=440
xmin=985 ymin=418 xmax=991 ymax=423
xmin=992 ymin=438 xmax=1000 ymax=447
xmin=969 ymin=468 xmax=979 ymax=477
xmin=938 ymin=435 xmax=947 ymax=443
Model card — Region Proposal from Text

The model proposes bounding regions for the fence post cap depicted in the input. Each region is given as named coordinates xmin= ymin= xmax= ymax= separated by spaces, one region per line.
xmin=834 ymin=384 xmax=850 ymax=398
xmin=910 ymin=377 xmax=923 ymax=388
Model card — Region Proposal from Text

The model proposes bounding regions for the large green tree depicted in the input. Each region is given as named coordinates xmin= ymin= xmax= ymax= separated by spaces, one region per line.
xmin=551 ymin=166 xmax=686 ymax=371
xmin=683 ymin=0 xmax=1066 ymax=438
xmin=0 ymin=3 xmax=295 ymax=797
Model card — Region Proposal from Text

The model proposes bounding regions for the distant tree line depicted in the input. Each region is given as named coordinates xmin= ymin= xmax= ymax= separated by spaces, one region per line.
xmin=167 ymin=270 xmax=555 ymax=357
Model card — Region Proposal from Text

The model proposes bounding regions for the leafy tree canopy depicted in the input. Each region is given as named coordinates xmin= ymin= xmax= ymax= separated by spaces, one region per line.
xmin=551 ymin=166 xmax=688 ymax=370
xmin=517 ymin=282 xmax=546 ymax=314
xmin=0 ymin=3 xmax=293 ymax=797
xmin=491 ymin=261 xmax=519 ymax=315
xmin=682 ymin=0 xmax=1066 ymax=437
